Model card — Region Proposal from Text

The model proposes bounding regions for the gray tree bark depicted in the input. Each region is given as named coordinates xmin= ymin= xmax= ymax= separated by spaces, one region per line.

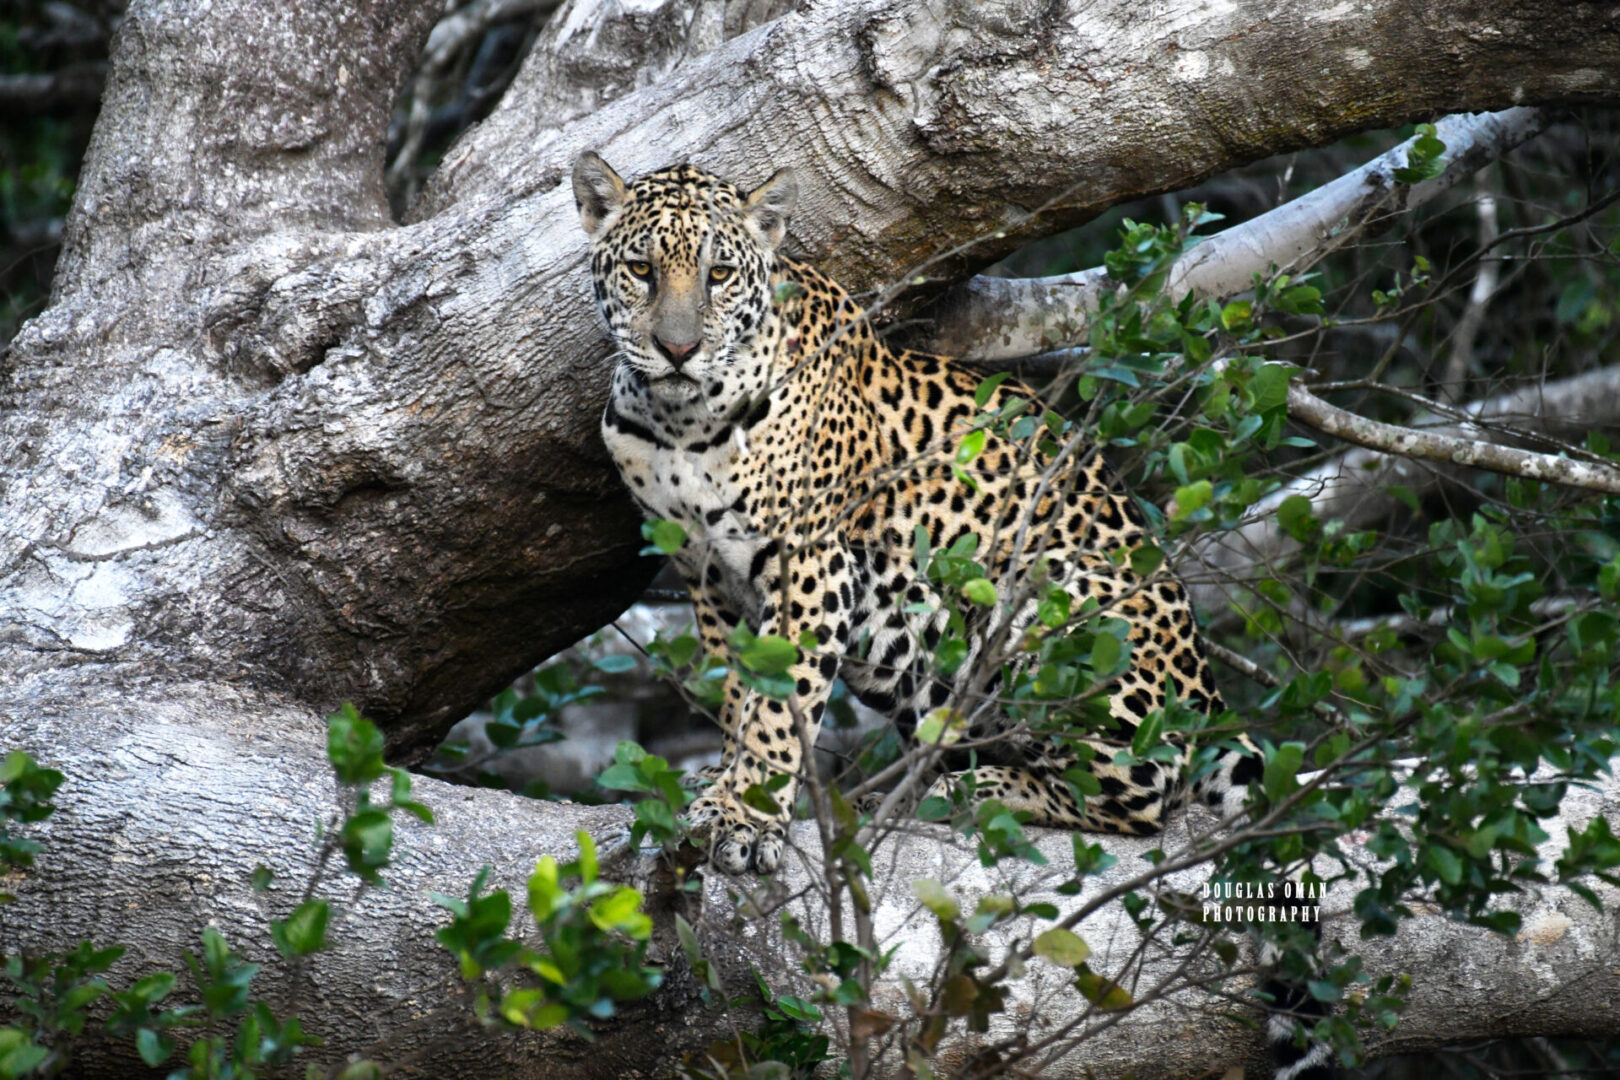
xmin=4 ymin=0 xmax=1620 ymax=1076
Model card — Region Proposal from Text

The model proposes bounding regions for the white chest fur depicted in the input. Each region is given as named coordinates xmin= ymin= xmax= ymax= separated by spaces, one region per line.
xmin=602 ymin=406 xmax=771 ymax=617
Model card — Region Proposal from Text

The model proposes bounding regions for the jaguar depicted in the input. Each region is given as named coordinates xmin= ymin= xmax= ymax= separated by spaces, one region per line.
xmin=572 ymin=152 xmax=1265 ymax=878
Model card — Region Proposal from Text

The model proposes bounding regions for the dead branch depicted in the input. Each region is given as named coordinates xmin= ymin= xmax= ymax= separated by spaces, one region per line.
xmin=1281 ymin=380 xmax=1620 ymax=495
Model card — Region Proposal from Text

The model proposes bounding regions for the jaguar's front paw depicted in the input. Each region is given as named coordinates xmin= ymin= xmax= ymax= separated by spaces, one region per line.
xmin=685 ymin=790 xmax=787 ymax=874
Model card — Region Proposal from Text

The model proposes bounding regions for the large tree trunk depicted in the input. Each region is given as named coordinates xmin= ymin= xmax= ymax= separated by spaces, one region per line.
xmin=4 ymin=0 xmax=1620 ymax=1075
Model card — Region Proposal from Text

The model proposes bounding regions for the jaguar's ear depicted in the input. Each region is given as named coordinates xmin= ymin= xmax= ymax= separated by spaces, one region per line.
xmin=573 ymin=152 xmax=628 ymax=239
xmin=743 ymin=167 xmax=798 ymax=251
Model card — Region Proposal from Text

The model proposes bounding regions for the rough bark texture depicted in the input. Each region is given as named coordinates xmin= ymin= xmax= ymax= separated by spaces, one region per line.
xmin=4 ymin=675 xmax=753 ymax=1079
xmin=5 ymin=0 xmax=1620 ymax=1075
xmin=407 ymin=0 xmax=798 ymax=222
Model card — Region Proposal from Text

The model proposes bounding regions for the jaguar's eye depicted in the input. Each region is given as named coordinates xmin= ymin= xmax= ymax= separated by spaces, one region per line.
xmin=708 ymin=265 xmax=734 ymax=284
xmin=627 ymin=260 xmax=653 ymax=278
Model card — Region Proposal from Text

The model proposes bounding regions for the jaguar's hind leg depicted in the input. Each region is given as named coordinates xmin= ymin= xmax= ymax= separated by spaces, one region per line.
xmin=923 ymin=752 xmax=1186 ymax=835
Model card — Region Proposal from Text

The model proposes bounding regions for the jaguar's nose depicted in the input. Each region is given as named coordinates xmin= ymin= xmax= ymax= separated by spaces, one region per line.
xmin=655 ymin=336 xmax=699 ymax=367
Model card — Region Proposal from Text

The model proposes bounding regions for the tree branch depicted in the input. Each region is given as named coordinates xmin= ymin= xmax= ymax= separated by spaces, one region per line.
xmin=385 ymin=0 xmax=566 ymax=208
xmin=9 ymin=677 xmax=1617 ymax=1078
xmin=9 ymin=589 xmax=1596 ymax=1069
xmin=923 ymin=108 xmax=1550 ymax=361
xmin=1282 ymin=379 xmax=1620 ymax=495
xmin=1437 ymin=181 xmax=1500 ymax=403
xmin=1184 ymin=365 xmax=1620 ymax=614
xmin=407 ymin=0 xmax=796 ymax=221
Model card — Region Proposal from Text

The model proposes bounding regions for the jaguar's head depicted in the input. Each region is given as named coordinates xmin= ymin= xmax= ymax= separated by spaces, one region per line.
xmin=573 ymin=153 xmax=797 ymax=410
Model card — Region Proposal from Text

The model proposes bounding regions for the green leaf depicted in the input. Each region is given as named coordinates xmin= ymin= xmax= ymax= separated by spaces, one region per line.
xmin=775 ymin=994 xmax=824 ymax=1024
xmin=1129 ymin=712 xmax=1163 ymax=758
xmin=1062 ymin=767 xmax=1102 ymax=798
xmin=675 ymin=913 xmax=704 ymax=966
xmin=740 ymin=634 xmax=799 ymax=676
xmin=393 ymin=798 xmax=435 ymax=825
xmin=1594 ymin=555 xmax=1620 ymax=601
xmin=916 ymin=708 xmax=967 ymax=747
xmin=935 ymin=634 xmax=967 ymax=675
xmin=589 ymin=886 xmax=651 ymax=936
xmin=327 ymin=704 xmax=386 ymax=786
xmin=1037 ymin=587 xmax=1071 ymax=628
xmin=1170 ymin=481 xmax=1213 ymax=521
xmin=528 ymin=856 xmax=561 ymax=921
xmin=1247 ymin=363 xmax=1292 ymax=413
xmin=1393 ymin=123 xmax=1447 ymax=183
xmin=1279 ymin=284 xmax=1324 ymax=315
xmin=634 ymin=797 xmax=678 ymax=838
xmin=1091 ymin=632 xmax=1122 ymax=675
xmin=387 ymin=768 xmax=435 ymax=824
xmin=741 ymin=784 xmax=784 ymax=816
xmin=1128 ymin=544 xmax=1164 ymax=577
xmin=973 ymin=372 xmax=1011 ymax=408
xmin=340 ymin=809 xmax=394 ymax=884
xmin=1307 ymin=980 xmax=1343 ymax=1003
xmin=128 ymin=972 xmax=176 ymax=1004
xmin=1276 ymin=495 xmax=1317 ymax=541
xmin=914 ymin=879 xmax=960 ymax=921
xmin=271 ymin=899 xmax=331 ymax=959
xmin=955 ymin=428 xmax=987 ymax=465
xmin=499 ymin=987 xmax=542 ymax=1026
xmin=961 ymin=578 xmax=997 ymax=606
xmin=1074 ymin=968 xmax=1132 ymax=1010
xmin=643 ymin=519 xmax=686 ymax=555
xmin=1427 ymin=844 xmax=1464 ymax=886
xmin=1167 ymin=442 xmax=1190 ymax=485
xmin=596 ymin=762 xmax=649 ymax=793
xmin=912 ymin=523 xmax=933 ymax=574
xmin=1220 ymin=300 xmax=1252 ymax=331
xmin=135 ymin=1026 xmax=174 ymax=1067
xmin=1033 ymin=927 xmax=1091 ymax=966
xmin=576 ymin=829 xmax=599 ymax=884
xmin=0 ymin=1035 xmax=50 ymax=1076
xmin=0 ymin=752 xmax=63 ymax=829
xmin=1262 ymin=743 xmax=1305 ymax=803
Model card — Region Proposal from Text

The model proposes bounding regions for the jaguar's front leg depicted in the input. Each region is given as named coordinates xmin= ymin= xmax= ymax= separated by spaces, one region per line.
xmin=686 ymin=542 xmax=852 ymax=874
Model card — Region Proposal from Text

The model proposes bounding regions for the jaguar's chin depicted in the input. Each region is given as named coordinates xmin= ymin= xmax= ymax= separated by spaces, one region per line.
xmin=649 ymin=372 xmax=703 ymax=404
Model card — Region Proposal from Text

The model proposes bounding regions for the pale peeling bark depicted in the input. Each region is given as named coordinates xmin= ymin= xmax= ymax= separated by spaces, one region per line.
xmin=5 ymin=0 xmax=1620 ymax=1075
xmin=4 ymin=676 xmax=745 ymax=1079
